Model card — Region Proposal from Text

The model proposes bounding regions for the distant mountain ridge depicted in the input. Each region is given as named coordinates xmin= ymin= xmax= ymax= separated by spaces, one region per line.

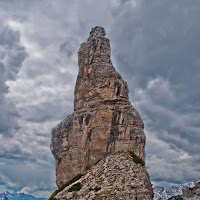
xmin=0 ymin=191 xmax=47 ymax=200
xmin=1 ymin=180 xmax=199 ymax=200
xmin=153 ymin=179 xmax=199 ymax=200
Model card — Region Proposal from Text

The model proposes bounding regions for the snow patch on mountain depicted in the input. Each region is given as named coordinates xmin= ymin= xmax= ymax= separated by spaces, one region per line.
xmin=0 ymin=191 xmax=47 ymax=200
xmin=153 ymin=179 xmax=199 ymax=200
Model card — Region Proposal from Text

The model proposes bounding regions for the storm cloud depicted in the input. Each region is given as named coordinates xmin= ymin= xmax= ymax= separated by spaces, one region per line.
xmin=0 ymin=24 xmax=26 ymax=136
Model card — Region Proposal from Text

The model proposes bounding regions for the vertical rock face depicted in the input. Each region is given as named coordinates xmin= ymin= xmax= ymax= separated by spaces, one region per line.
xmin=51 ymin=26 xmax=146 ymax=188
xmin=74 ymin=26 xmax=129 ymax=111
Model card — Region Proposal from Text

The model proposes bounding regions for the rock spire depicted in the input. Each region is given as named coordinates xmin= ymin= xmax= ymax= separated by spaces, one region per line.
xmin=51 ymin=26 xmax=147 ymax=188
xmin=74 ymin=26 xmax=129 ymax=111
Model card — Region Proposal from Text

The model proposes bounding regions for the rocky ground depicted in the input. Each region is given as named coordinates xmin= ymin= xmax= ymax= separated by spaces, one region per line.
xmin=54 ymin=151 xmax=153 ymax=200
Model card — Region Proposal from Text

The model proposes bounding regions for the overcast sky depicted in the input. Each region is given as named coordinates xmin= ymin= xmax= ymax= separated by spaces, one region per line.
xmin=0 ymin=0 xmax=200 ymax=198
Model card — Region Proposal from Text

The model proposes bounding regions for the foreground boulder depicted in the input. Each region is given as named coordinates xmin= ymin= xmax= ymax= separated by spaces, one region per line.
xmin=51 ymin=26 xmax=147 ymax=187
xmin=54 ymin=151 xmax=153 ymax=200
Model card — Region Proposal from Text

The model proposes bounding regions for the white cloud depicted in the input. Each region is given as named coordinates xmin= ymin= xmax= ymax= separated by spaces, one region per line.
xmin=0 ymin=174 xmax=18 ymax=188
xmin=20 ymin=186 xmax=38 ymax=194
xmin=130 ymin=77 xmax=200 ymax=186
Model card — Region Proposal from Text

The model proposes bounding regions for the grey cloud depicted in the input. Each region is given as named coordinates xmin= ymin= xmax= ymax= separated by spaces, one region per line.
xmin=0 ymin=24 xmax=26 ymax=136
xmin=0 ymin=26 xmax=20 ymax=46
xmin=109 ymin=0 xmax=200 ymax=185
xmin=0 ymin=100 xmax=19 ymax=134
xmin=145 ymin=129 xmax=200 ymax=186
xmin=4 ymin=45 xmax=27 ymax=80
xmin=0 ymin=61 xmax=5 ymax=74
xmin=0 ymin=160 xmax=56 ymax=194
xmin=0 ymin=139 xmax=31 ymax=160
xmin=24 ymin=101 xmax=74 ymax=123
xmin=59 ymin=39 xmax=78 ymax=58
xmin=132 ymin=77 xmax=200 ymax=154
xmin=110 ymin=0 xmax=200 ymax=90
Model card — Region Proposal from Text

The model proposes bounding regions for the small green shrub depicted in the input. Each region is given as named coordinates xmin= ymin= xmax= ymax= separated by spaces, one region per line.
xmin=128 ymin=151 xmax=145 ymax=166
xmin=168 ymin=196 xmax=183 ymax=200
xmin=94 ymin=186 xmax=101 ymax=191
xmin=49 ymin=174 xmax=83 ymax=200
xmin=68 ymin=174 xmax=83 ymax=184
xmin=68 ymin=182 xmax=82 ymax=192
xmin=89 ymin=186 xmax=101 ymax=192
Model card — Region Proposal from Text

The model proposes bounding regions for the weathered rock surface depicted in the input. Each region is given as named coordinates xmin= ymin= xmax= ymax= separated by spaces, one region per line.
xmin=54 ymin=151 xmax=153 ymax=200
xmin=51 ymin=26 xmax=146 ymax=188
xmin=168 ymin=182 xmax=200 ymax=200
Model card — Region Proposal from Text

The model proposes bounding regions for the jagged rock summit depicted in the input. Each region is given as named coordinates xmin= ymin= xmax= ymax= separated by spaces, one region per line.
xmin=168 ymin=182 xmax=200 ymax=200
xmin=51 ymin=26 xmax=150 ymax=197
xmin=74 ymin=26 xmax=130 ymax=111
xmin=154 ymin=180 xmax=200 ymax=200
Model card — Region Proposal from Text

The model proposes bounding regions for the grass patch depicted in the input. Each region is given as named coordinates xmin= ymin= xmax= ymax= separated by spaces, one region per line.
xmin=89 ymin=186 xmax=101 ymax=192
xmin=68 ymin=182 xmax=82 ymax=192
xmin=49 ymin=174 xmax=83 ymax=200
xmin=128 ymin=151 xmax=145 ymax=166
